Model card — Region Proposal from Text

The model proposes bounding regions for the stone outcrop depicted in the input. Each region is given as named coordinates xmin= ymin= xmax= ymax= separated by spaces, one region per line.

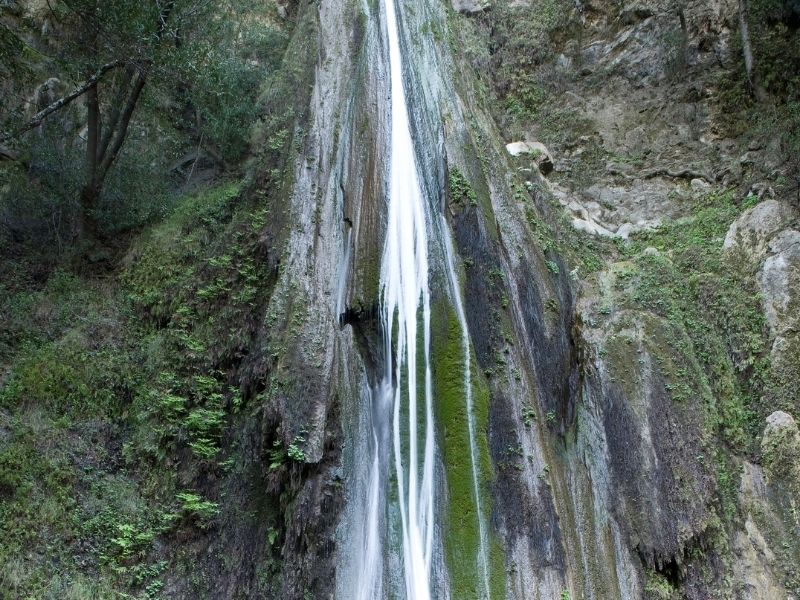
xmin=451 ymin=0 xmax=490 ymax=14
xmin=724 ymin=200 xmax=797 ymax=258
xmin=761 ymin=411 xmax=800 ymax=495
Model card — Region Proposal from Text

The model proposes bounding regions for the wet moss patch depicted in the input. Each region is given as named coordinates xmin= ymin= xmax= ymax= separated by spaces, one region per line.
xmin=431 ymin=300 xmax=505 ymax=599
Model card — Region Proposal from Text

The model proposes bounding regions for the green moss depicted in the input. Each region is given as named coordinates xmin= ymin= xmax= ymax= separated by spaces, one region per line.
xmin=431 ymin=301 xmax=505 ymax=599
xmin=613 ymin=190 xmax=770 ymax=447
xmin=644 ymin=569 xmax=679 ymax=600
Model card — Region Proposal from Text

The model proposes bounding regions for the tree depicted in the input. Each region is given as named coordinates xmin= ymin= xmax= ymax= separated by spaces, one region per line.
xmin=3 ymin=0 xmax=217 ymax=238
xmin=2 ymin=0 xmax=287 ymax=243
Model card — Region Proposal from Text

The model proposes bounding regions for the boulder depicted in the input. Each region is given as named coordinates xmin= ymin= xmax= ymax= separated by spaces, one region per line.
xmin=690 ymin=178 xmax=711 ymax=193
xmin=572 ymin=217 xmax=614 ymax=237
xmin=505 ymin=141 xmax=554 ymax=175
xmin=451 ymin=0 xmax=490 ymax=13
xmin=761 ymin=411 xmax=800 ymax=496
xmin=757 ymin=229 xmax=800 ymax=336
xmin=723 ymin=199 xmax=796 ymax=258
xmin=505 ymin=141 xmax=530 ymax=157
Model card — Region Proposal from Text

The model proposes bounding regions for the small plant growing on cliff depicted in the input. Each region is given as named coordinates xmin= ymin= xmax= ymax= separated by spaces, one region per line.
xmin=267 ymin=527 xmax=279 ymax=546
xmin=546 ymin=410 xmax=556 ymax=424
xmin=522 ymin=404 xmax=536 ymax=427
xmin=546 ymin=260 xmax=560 ymax=275
xmin=448 ymin=167 xmax=478 ymax=206
xmin=176 ymin=491 xmax=219 ymax=529
xmin=108 ymin=523 xmax=155 ymax=562
xmin=268 ymin=439 xmax=286 ymax=472
xmin=287 ymin=435 xmax=307 ymax=462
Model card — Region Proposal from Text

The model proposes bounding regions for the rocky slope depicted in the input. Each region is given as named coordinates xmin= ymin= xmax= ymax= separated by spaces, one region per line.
xmin=452 ymin=0 xmax=800 ymax=597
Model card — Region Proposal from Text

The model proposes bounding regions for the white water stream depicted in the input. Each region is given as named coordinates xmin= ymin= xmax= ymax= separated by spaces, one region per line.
xmin=381 ymin=0 xmax=436 ymax=597
xmin=350 ymin=1 xmax=491 ymax=598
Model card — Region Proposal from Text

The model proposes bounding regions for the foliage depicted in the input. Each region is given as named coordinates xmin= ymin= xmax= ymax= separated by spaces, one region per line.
xmin=173 ymin=16 xmax=289 ymax=159
xmin=287 ymin=436 xmax=307 ymax=462
xmin=176 ymin=491 xmax=219 ymax=529
xmin=643 ymin=570 xmax=679 ymax=599
xmin=1 ymin=0 xmax=292 ymax=244
xmin=0 ymin=0 xmax=309 ymax=594
xmin=0 ymin=176 xmax=274 ymax=597
xmin=615 ymin=189 xmax=771 ymax=448
xmin=449 ymin=166 xmax=478 ymax=206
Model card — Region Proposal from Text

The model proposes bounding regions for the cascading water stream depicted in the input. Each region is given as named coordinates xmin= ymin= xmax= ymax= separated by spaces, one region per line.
xmin=350 ymin=2 xmax=491 ymax=598
xmin=381 ymin=0 xmax=436 ymax=597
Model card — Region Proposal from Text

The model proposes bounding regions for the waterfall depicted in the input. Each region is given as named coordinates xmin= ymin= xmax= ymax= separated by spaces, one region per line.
xmin=381 ymin=0 xmax=437 ymax=597
xmin=349 ymin=2 xmax=492 ymax=598
xmin=353 ymin=379 xmax=392 ymax=600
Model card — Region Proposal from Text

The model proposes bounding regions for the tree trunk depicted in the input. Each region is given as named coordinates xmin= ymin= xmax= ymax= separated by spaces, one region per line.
xmin=86 ymin=80 xmax=100 ymax=191
xmin=739 ymin=0 xmax=768 ymax=102
xmin=78 ymin=184 xmax=101 ymax=240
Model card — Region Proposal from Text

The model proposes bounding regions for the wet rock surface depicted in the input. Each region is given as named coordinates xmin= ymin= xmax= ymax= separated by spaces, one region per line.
xmin=452 ymin=0 xmax=800 ymax=596
xmin=243 ymin=0 xmax=800 ymax=595
xmin=2 ymin=0 xmax=799 ymax=597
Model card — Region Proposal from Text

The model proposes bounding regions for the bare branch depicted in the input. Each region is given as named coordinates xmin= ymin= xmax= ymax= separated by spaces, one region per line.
xmin=95 ymin=72 xmax=147 ymax=184
xmin=1 ymin=60 xmax=123 ymax=142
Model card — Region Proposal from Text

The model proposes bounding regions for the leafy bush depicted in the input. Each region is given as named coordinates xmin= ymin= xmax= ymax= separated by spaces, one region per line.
xmin=176 ymin=491 xmax=219 ymax=529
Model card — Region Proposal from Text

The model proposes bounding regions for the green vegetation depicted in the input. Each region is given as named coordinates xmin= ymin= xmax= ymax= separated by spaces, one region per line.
xmin=570 ymin=186 xmax=792 ymax=589
xmin=287 ymin=435 xmax=307 ymax=462
xmin=431 ymin=302 xmax=505 ymax=599
xmin=522 ymin=404 xmax=537 ymax=427
xmin=1 ymin=0 xmax=289 ymax=244
xmin=0 ymin=177 xmax=284 ymax=597
xmin=643 ymin=570 xmax=679 ymax=599
xmin=449 ymin=167 xmax=478 ymax=206
xmin=612 ymin=190 xmax=770 ymax=447
xmin=176 ymin=491 xmax=220 ymax=529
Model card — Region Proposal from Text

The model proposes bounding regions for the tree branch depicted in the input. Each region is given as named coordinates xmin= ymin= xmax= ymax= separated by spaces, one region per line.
xmin=98 ymin=65 xmax=135 ymax=160
xmin=95 ymin=72 xmax=147 ymax=184
xmin=0 ymin=60 xmax=123 ymax=143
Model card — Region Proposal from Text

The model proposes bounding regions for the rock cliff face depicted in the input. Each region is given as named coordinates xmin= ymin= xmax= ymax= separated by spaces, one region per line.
xmin=239 ymin=0 xmax=800 ymax=597
xmin=245 ymin=2 xmax=797 ymax=598
xmin=1 ymin=0 xmax=798 ymax=597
